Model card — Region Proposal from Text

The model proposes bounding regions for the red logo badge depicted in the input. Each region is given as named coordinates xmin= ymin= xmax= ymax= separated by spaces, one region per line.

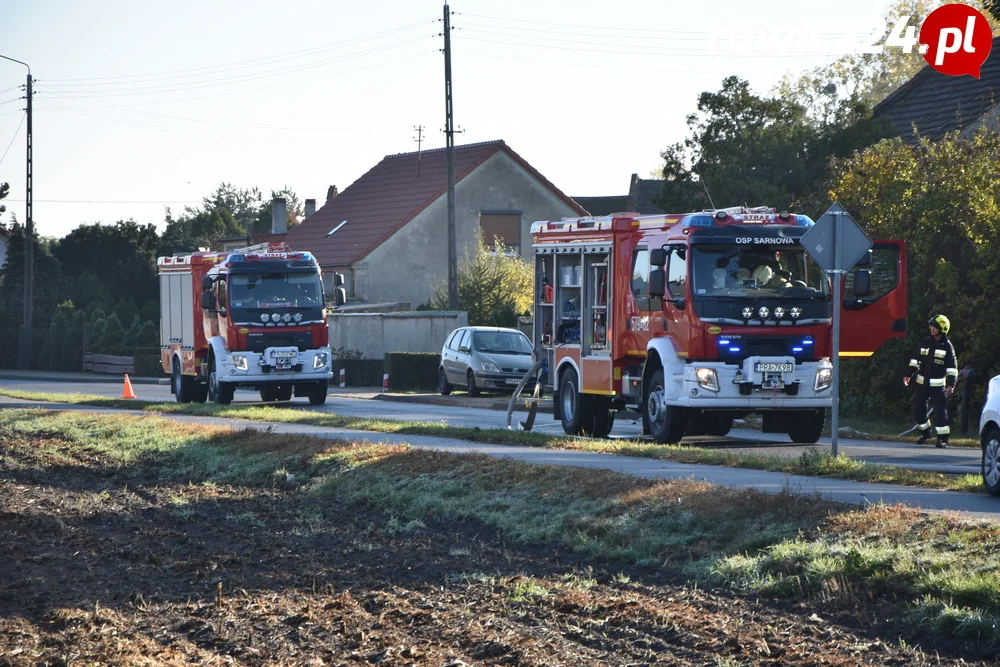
xmin=919 ymin=3 xmax=993 ymax=78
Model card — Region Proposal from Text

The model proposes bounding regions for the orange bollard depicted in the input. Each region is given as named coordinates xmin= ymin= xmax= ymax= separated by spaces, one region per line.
xmin=121 ymin=374 xmax=137 ymax=400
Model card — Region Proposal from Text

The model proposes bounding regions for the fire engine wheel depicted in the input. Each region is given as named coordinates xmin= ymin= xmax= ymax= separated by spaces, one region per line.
xmin=590 ymin=397 xmax=615 ymax=439
xmin=787 ymin=410 xmax=825 ymax=444
xmin=276 ymin=385 xmax=293 ymax=402
xmin=559 ymin=371 xmax=585 ymax=435
xmin=208 ymin=355 xmax=235 ymax=405
xmin=259 ymin=386 xmax=278 ymax=402
xmin=466 ymin=370 xmax=481 ymax=397
xmin=172 ymin=359 xmax=196 ymax=403
xmin=646 ymin=368 xmax=687 ymax=444
xmin=438 ymin=368 xmax=452 ymax=396
xmin=307 ymin=381 xmax=329 ymax=405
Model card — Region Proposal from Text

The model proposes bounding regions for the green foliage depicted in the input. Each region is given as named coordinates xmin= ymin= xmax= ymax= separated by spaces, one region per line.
xmin=250 ymin=186 xmax=304 ymax=235
xmin=0 ymin=181 xmax=8 ymax=217
xmin=89 ymin=317 xmax=106 ymax=353
xmin=140 ymin=300 xmax=159 ymax=325
xmin=0 ymin=221 xmax=69 ymax=329
xmin=98 ymin=313 xmax=127 ymax=355
xmin=384 ymin=352 xmax=439 ymax=391
xmin=828 ymin=130 xmax=1000 ymax=416
xmin=114 ymin=299 xmax=140 ymax=329
xmin=137 ymin=320 xmax=158 ymax=347
xmin=88 ymin=308 xmax=107 ymax=326
xmin=430 ymin=237 xmax=533 ymax=326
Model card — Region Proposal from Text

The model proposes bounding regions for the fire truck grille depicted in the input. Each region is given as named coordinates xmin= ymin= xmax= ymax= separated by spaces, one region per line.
xmin=745 ymin=340 xmax=787 ymax=357
xmin=247 ymin=332 xmax=314 ymax=353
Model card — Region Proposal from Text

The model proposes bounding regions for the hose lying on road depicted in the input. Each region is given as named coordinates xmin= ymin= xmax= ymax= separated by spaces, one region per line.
xmin=506 ymin=360 xmax=544 ymax=431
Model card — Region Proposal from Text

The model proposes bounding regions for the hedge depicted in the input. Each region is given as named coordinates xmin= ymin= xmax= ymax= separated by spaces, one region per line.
xmin=333 ymin=359 xmax=385 ymax=387
xmin=384 ymin=352 xmax=440 ymax=391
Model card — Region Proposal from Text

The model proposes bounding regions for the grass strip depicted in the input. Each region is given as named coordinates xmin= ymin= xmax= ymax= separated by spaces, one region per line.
xmin=0 ymin=388 xmax=983 ymax=493
xmin=3 ymin=409 xmax=998 ymax=644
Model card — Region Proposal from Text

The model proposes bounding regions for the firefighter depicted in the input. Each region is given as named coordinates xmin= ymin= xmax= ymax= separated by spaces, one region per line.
xmin=903 ymin=314 xmax=958 ymax=448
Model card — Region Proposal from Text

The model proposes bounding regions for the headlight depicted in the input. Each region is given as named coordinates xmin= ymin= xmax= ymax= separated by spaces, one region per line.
xmin=282 ymin=313 xmax=292 ymax=323
xmin=695 ymin=367 xmax=719 ymax=392
xmin=313 ymin=352 xmax=328 ymax=370
xmin=260 ymin=313 xmax=269 ymax=323
xmin=294 ymin=312 xmax=303 ymax=322
xmin=481 ymin=361 xmax=501 ymax=373
xmin=815 ymin=367 xmax=833 ymax=391
xmin=271 ymin=313 xmax=281 ymax=322
xmin=231 ymin=355 xmax=249 ymax=371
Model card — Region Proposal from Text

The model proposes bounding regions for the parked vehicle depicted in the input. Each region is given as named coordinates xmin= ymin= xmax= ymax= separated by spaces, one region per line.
xmin=530 ymin=206 xmax=908 ymax=441
xmin=157 ymin=242 xmax=345 ymax=406
xmin=980 ymin=374 xmax=1000 ymax=496
xmin=438 ymin=326 xmax=535 ymax=396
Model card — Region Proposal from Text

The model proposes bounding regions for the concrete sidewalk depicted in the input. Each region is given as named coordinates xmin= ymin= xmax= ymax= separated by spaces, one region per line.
xmin=2 ymin=395 xmax=997 ymax=519
xmin=0 ymin=369 xmax=169 ymax=385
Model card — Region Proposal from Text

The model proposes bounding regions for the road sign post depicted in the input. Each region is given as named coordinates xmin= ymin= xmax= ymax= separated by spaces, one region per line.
xmin=799 ymin=203 xmax=873 ymax=457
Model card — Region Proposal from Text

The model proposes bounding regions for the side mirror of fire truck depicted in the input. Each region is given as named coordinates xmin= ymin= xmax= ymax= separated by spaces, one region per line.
xmin=201 ymin=290 xmax=215 ymax=311
xmin=649 ymin=248 xmax=667 ymax=267
xmin=851 ymin=269 xmax=872 ymax=298
xmin=201 ymin=276 xmax=214 ymax=290
xmin=648 ymin=268 xmax=666 ymax=298
xmin=333 ymin=288 xmax=346 ymax=308
xmin=334 ymin=273 xmax=345 ymax=287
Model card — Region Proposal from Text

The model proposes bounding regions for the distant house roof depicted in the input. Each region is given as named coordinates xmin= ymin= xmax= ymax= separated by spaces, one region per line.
xmin=572 ymin=173 xmax=666 ymax=217
xmin=286 ymin=140 xmax=587 ymax=267
xmin=874 ymin=36 xmax=1000 ymax=142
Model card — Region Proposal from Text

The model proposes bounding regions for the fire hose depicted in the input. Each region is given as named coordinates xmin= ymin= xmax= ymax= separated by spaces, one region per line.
xmin=505 ymin=360 xmax=545 ymax=431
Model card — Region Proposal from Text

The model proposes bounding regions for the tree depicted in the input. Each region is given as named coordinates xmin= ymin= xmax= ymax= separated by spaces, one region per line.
xmin=250 ymin=186 xmax=303 ymax=235
xmin=430 ymin=237 xmax=533 ymax=327
xmin=827 ymin=130 xmax=1000 ymax=416
xmin=199 ymin=182 xmax=265 ymax=235
xmin=0 ymin=181 xmax=8 ymax=219
xmin=0 ymin=220 xmax=68 ymax=329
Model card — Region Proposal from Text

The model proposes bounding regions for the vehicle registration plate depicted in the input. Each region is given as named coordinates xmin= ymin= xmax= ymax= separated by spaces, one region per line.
xmin=505 ymin=378 xmax=521 ymax=385
xmin=754 ymin=362 xmax=793 ymax=373
xmin=272 ymin=351 xmax=297 ymax=359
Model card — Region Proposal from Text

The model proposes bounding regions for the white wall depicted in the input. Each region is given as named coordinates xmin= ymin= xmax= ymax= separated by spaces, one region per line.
xmin=328 ymin=311 xmax=468 ymax=360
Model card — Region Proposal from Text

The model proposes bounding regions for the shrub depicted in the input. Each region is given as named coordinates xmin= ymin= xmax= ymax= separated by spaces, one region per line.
xmin=384 ymin=352 xmax=439 ymax=391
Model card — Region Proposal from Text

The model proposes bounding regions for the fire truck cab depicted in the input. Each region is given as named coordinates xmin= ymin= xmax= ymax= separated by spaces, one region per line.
xmin=531 ymin=207 xmax=907 ymax=443
xmin=157 ymin=242 xmax=345 ymax=406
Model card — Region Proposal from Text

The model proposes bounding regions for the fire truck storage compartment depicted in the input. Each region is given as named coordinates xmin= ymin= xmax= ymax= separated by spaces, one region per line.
xmin=160 ymin=271 xmax=194 ymax=349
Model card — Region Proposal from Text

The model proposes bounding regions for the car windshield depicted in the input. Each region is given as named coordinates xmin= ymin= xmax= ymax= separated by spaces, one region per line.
xmin=473 ymin=331 xmax=532 ymax=354
xmin=691 ymin=245 xmax=828 ymax=300
xmin=229 ymin=272 xmax=323 ymax=309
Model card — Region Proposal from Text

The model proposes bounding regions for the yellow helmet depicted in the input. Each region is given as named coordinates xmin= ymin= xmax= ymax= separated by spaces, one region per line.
xmin=928 ymin=314 xmax=950 ymax=334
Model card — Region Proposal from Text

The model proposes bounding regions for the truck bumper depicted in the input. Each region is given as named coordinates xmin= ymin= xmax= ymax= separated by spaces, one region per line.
xmin=667 ymin=358 xmax=833 ymax=410
xmin=216 ymin=347 xmax=334 ymax=385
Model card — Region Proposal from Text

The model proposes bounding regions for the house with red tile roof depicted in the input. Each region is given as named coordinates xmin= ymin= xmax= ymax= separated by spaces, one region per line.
xmin=282 ymin=140 xmax=587 ymax=307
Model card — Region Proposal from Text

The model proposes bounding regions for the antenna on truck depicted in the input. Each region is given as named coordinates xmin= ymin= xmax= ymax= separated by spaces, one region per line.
xmin=692 ymin=165 xmax=716 ymax=210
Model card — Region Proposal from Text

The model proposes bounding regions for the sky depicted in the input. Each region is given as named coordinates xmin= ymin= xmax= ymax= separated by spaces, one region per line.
xmin=0 ymin=0 xmax=898 ymax=238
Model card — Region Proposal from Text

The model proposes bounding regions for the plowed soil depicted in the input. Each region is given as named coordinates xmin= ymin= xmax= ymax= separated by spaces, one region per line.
xmin=0 ymin=426 xmax=995 ymax=666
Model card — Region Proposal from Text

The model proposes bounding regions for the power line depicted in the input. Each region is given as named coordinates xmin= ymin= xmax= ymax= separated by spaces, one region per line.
xmin=0 ymin=112 xmax=25 ymax=165
xmin=41 ymin=19 xmax=437 ymax=85
xmin=5 ymin=198 xmax=201 ymax=204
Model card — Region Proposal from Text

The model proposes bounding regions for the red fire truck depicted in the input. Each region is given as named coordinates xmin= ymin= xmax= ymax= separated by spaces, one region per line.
xmin=157 ymin=242 xmax=345 ymax=405
xmin=531 ymin=207 xmax=907 ymax=443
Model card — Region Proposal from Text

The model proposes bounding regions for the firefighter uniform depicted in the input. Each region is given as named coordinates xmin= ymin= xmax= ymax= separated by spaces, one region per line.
xmin=905 ymin=317 xmax=958 ymax=446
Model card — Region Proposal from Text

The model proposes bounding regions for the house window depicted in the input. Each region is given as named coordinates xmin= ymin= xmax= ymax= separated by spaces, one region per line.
xmin=480 ymin=211 xmax=521 ymax=254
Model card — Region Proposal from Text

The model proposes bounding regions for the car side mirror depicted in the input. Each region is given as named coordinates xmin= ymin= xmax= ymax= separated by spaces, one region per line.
xmin=333 ymin=287 xmax=346 ymax=307
xmin=334 ymin=273 xmax=345 ymax=287
xmin=650 ymin=248 xmax=667 ymax=267
xmin=648 ymin=268 xmax=666 ymax=297
xmin=202 ymin=276 xmax=214 ymax=290
xmin=201 ymin=290 xmax=215 ymax=310
xmin=855 ymin=249 xmax=872 ymax=267
xmin=852 ymin=269 xmax=872 ymax=298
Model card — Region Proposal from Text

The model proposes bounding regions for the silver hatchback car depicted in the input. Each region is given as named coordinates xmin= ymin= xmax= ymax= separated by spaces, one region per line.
xmin=438 ymin=326 xmax=534 ymax=396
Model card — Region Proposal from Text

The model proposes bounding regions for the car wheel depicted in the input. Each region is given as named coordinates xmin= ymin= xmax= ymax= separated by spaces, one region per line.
xmin=466 ymin=369 xmax=480 ymax=397
xmin=438 ymin=367 xmax=452 ymax=396
xmin=646 ymin=368 xmax=687 ymax=444
xmin=983 ymin=427 xmax=1000 ymax=497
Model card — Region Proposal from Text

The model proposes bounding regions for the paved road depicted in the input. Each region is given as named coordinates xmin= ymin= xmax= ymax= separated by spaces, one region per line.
xmin=0 ymin=376 xmax=982 ymax=475
xmin=2 ymin=396 xmax=998 ymax=520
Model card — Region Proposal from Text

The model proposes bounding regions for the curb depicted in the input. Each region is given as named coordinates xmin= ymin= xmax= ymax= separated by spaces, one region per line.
xmin=370 ymin=392 xmax=556 ymax=413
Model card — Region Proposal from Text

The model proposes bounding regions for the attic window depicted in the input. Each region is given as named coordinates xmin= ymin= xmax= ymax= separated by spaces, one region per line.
xmin=480 ymin=211 xmax=521 ymax=255
xmin=326 ymin=220 xmax=348 ymax=237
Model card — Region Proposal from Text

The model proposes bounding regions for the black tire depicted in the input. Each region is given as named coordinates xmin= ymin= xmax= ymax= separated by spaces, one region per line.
xmin=308 ymin=380 xmax=328 ymax=406
xmin=704 ymin=417 xmax=734 ymax=437
xmin=276 ymin=385 xmax=293 ymax=402
xmin=195 ymin=382 xmax=209 ymax=403
xmin=259 ymin=386 xmax=278 ymax=402
xmin=208 ymin=354 xmax=234 ymax=405
xmin=466 ymin=370 xmax=480 ymax=397
xmin=982 ymin=427 xmax=1000 ymax=497
xmin=787 ymin=410 xmax=825 ymax=444
xmin=646 ymin=368 xmax=687 ymax=444
xmin=591 ymin=397 xmax=615 ymax=439
xmin=559 ymin=370 xmax=585 ymax=435
xmin=172 ymin=358 xmax=196 ymax=403
xmin=438 ymin=368 xmax=452 ymax=396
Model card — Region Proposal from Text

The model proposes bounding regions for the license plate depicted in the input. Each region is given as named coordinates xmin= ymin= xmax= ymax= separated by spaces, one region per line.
xmin=505 ymin=378 xmax=521 ymax=385
xmin=272 ymin=351 xmax=297 ymax=359
xmin=754 ymin=362 xmax=793 ymax=373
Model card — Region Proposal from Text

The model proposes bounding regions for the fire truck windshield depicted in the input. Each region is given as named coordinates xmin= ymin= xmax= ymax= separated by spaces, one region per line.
xmin=229 ymin=273 xmax=323 ymax=309
xmin=691 ymin=245 xmax=828 ymax=300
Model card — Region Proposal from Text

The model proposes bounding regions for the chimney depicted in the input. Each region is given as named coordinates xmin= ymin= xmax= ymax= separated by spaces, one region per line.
xmin=304 ymin=198 xmax=316 ymax=219
xmin=326 ymin=185 xmax=339 ymax=203
xmin=271 ymin=197 xmax=287 ymax=235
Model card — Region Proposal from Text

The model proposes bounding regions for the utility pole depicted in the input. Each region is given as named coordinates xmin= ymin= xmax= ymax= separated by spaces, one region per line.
xmin=442 ymin=3 xmax=458 ymax=310
xmin=413 ymin=125 xmax=425 ymax=177
xmin=1 ymin=55 xmax=32 ymax=369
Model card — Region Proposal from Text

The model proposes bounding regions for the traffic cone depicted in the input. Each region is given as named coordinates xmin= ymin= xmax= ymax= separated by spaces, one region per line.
xmin=121 ymin=374 xmax=137 ymax=400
